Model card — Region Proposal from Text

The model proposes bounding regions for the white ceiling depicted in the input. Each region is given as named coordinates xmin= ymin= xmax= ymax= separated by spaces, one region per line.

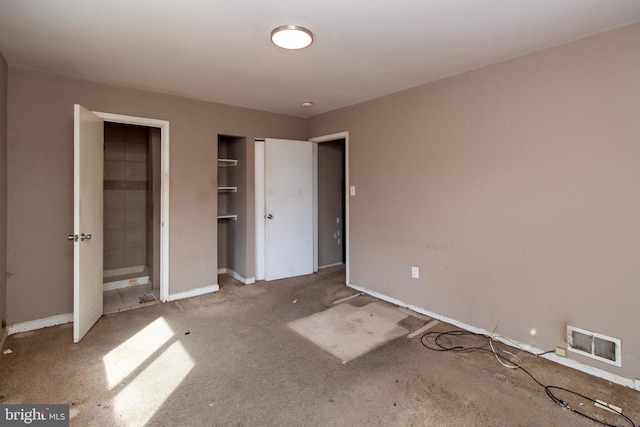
xmin=1 ymin=1 xmax=639 ymax=118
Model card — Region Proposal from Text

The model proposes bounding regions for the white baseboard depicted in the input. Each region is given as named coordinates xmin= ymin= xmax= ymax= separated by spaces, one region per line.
xmin=168 ymin=284 xmax=219 ymax=302
xmin=319 ymin=261 xmax=344 ymax=269
xmin=348 ymin=282 xmax=637 ymax=391
xmin=103 ymin=265 xmax=146 ymax=278
xmin=7 ymin=313 xmax=74 ymax=335
xmin=218 ymin=268 xmax=256 ymax=285
xmin=103 ymin=275 xmax=150 ymax=291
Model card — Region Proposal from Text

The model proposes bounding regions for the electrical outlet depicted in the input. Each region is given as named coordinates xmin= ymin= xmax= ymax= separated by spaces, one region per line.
xmin=350 ymin=186 xmax=356 ymax=196
xmin=634 ymin=379 xmax=640 ymax=392
xmin=555 ymin=347 xmax=566 ymax=357
xmin=411 ymin=266 xmax=419 ymax=279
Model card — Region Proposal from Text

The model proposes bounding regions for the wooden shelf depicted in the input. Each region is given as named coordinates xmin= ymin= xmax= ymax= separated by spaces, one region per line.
xmin=217 ymin=186 xmax=238 ymax=192
xmin=218 ymin=158 xmax=238 ymax=167
xmin=217 ymin=214 xmax=238 ymax=221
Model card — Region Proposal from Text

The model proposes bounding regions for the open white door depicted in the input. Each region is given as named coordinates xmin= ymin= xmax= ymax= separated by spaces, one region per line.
xmin=72 ymin=104 xmax=104 ymax=342
xmin=264 ymin=138 xmax=314 ymax=281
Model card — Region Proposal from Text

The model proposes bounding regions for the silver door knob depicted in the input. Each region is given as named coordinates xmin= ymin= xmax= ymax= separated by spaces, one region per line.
xmin=80 ymin=233 xmax=92 ymax=241
xmin=68 ymin=234 xmax=78 ymax=242
xmin=267 ymin=214 xmax=273 ymax=220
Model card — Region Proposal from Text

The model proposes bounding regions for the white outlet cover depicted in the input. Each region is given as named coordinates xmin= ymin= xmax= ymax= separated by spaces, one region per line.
xmin=411 ymin=266 xmax=419 ymax=279
xmin=634 ymin=379 xmax=640 ymax=392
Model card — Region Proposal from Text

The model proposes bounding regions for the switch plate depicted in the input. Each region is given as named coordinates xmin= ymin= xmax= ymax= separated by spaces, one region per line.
xmin=411 ymin=266 xmax=419 ymax=279
xmin=350 ymin=186 xmax=356 ymax=196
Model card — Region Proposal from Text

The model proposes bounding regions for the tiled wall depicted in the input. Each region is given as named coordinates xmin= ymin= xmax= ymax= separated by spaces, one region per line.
xmin=103 ymin=123 xmax=149 ymax=272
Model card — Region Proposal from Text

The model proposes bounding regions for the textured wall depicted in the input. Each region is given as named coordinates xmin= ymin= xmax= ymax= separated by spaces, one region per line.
xmin=308 ymin=23 xmax=640 ymax=379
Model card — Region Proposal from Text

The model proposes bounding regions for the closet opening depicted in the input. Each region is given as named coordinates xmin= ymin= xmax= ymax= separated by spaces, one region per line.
xmin=217 ymin=134 xmax=252 ymax=284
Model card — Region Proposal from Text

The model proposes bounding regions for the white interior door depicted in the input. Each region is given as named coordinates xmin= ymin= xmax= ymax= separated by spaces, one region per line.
xmin=265 ymin=138 xmax=313 ymax=281
xmin=73 ymin=104 xmax=104 ymax=342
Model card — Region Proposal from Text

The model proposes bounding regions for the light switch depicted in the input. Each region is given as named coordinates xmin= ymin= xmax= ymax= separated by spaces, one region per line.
xmin=350 ymin=186 xmax=356 ymax=196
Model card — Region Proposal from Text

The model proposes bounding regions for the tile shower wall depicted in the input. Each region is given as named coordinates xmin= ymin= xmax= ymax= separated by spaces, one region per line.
xmin=103 ymin=123 xmax=149 ymax=272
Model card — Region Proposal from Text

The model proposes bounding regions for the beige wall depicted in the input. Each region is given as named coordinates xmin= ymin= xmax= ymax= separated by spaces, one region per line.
xmin=0 ymin=51 xmax=7 ymax=334
xmin=7 ymin=67 xmax=305 ymax=324
xmin=308 ymin=23 xmax=640 ymax=379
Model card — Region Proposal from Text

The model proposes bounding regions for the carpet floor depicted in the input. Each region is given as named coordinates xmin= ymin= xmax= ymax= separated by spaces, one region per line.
xmin=1 ymin=266 xmax=639 ymax=426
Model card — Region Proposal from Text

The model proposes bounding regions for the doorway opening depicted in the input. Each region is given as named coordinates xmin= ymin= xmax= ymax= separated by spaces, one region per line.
xmin=315 ymin=138 xmax=346 ymax=269
xmin=73 ymin=107 xmax=169 ymax=341
xmin=102 ymin=122 xmax=161 ymax=313
xmin=311 ymin=131 xmax=350 ymax=284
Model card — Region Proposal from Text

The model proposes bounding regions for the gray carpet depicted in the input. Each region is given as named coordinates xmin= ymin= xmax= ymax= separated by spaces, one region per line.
xmin=1 ymin=266 xmax=639 ymax=426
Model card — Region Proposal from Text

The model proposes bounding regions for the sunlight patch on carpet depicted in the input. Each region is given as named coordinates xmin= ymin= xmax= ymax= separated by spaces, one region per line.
xmin=288 ymin=302 xmax=409 ymax=362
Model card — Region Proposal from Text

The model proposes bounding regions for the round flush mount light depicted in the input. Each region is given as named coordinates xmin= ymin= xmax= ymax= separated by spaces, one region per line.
xmin=271 ymin=25 xmax=313 ymax=49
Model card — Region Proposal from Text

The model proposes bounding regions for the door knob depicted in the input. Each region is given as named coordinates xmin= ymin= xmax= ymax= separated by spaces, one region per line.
xmin=68 ymin=234 xmax=78 ymax=242
xmin=267 ymin=214 xmax=273 ymax=220
xmin=80 ymin=233 xmax=92 ymax=241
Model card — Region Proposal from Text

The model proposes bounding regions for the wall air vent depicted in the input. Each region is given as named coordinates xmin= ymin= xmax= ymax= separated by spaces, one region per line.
xmin=567 ymin=325 xmax=621 ymax=367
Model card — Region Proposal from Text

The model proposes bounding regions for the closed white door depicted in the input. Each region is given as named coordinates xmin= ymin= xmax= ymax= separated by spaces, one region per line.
xmin=72 ymin=104 xmax=104 ymax=342
xmin=264 ymin=138 xmax=313 ymax=281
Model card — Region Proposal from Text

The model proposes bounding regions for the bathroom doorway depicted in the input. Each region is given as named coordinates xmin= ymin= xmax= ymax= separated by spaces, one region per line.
xmin=102 ymin=122 xmax=161 ymax=313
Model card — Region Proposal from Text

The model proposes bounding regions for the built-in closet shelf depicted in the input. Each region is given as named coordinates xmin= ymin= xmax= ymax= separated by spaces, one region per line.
xmin=217 ymin=214 xmax=238 ymax=221
xmin=218 ymin=134 xmax=244 ymax=275
xmin=218 ymin=158 xmax=238 ymax=167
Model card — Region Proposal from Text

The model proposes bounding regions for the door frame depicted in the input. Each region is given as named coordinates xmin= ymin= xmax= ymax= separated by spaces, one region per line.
xmin=255 ymin=139 xmax=266 ymax=280
xmin=95 ymin=111 xmax=170 ymax=302
xmin=309 ymin=132 xmax=350 ymax=285
xmin=255 ymin=132 xmax=350 ymax=284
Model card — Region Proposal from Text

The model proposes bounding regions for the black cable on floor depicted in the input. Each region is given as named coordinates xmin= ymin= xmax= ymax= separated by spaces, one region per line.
xmin=420 ymin=330 xmax=638 ymax=427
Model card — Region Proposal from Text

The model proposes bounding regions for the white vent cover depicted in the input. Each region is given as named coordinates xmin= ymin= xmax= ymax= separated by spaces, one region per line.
xmin=567 ymin=325 xmax=621 ymax=367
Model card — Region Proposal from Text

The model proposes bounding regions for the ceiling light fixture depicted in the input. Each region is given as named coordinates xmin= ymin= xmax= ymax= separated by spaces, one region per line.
xmin=271 ymin=25 xmax=313 ymax=50
xmin=301 ymin=101 xmax=313 ymax=108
